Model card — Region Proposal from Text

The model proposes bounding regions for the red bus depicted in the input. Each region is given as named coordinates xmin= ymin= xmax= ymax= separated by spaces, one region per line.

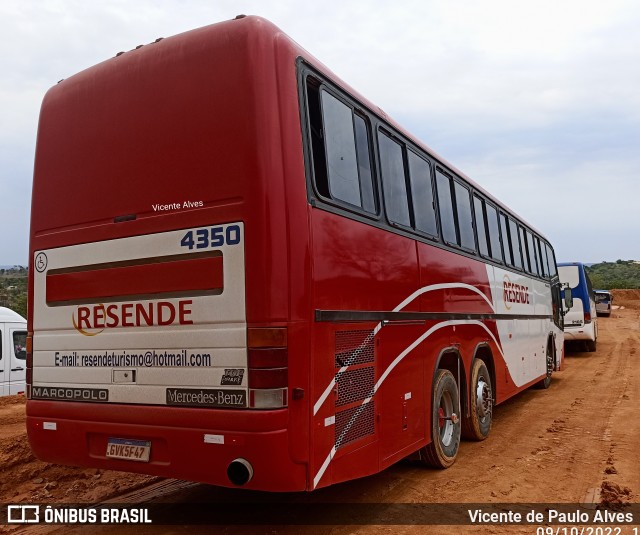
xmin=27 ymin=15 xmax=565 ymax=491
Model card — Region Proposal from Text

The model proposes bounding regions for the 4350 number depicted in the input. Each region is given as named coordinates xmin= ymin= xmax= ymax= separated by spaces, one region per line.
xmin=180 ymin=225 xmax=241 ymax=250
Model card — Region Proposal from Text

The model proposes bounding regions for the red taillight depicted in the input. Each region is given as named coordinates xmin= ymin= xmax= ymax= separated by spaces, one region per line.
xmin=248 ymin=348 xmax=287 ymax=368
xmin=247 ymin=328 xmax=287 ymax=409
xmin=584 ymin=311 xmax=591 ymax=323
xmin=248 ymin=368 xmax=288 ymax=389
xmin=247 ymin=328 xmax=287 ymax=348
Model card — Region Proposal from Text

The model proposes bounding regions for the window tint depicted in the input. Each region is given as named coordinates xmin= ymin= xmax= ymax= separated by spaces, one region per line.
xmin=436 ymin=170 xmax=456 ymax=245
xmin=526 ymin=231 xmax=540 ymax=276
xmin=378 ymin=131 xmax=410 ymax=226
xmin=306 ymin=79 xmax=377 ymax=215
xmin=486 ymin=203 xmax=502 ymax=262
xmin=509 ymin=219 xmax=523 ymax=269
xmin=518 ymin=226 xmax=527 ymax=271
xmin=500 ymin=214 xmax=513 ymax=266
xmin=473 ymin=196 xmax=489 ymax=257
xmin=535 ymin=237 xmax=547 ymax=278
xmin=546 ymin=244 xmax=558 ymax=277
xmin=541 ymin=242 xmax=551 ymax=276
xmin=320 ymin=90 xmax=361 ymax=206
xmin=13 ymin=331 xmax=26 ymax=361
xmin=407 ymin=151 xmax=438 ymax=237
xmin=454 ymin=182 xmax=476 ymax=251
xmin=353 ymin=114 xmax=376 ymax=213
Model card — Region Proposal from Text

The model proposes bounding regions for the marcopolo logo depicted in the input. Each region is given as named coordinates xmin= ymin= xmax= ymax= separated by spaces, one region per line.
xmin=31 ymin=386 xmax=109 ymax=402
xmin=72 ymin=300 xmax=194 ymax=336
xmin=503 ymin=275 xmax=530 ymax=310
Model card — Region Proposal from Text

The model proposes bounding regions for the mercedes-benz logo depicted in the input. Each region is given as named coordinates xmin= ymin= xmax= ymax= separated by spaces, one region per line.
xmin=35 ymin=252 xmax=48 ymax=273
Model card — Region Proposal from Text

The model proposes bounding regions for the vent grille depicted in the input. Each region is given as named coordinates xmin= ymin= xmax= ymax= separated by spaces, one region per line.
xmin=335 ymin=367 xmax=374 ymax=407
xmin=333 ymin=329 xmax=376 ymax=449
xmin=335 ymin=401 xmax=375 ymax=449
xmin=335 ymin=329 xmax=374 ymax=367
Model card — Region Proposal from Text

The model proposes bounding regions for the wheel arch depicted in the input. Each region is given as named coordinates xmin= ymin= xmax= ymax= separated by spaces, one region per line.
xmin=433 ymin=347 xmax=466 ymax=423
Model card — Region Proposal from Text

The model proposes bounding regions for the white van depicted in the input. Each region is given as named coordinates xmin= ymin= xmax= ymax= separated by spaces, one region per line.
xmin=0 ymin=307 xmax=27 ymax=395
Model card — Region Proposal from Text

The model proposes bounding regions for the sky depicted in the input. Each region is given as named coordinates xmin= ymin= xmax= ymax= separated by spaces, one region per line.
xmin=1 ymin=0 xmax=639 ymax=265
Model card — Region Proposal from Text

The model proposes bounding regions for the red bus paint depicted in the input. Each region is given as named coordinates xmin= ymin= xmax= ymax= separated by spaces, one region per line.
xmin=27 ymin=16 xmax=565 ymax=491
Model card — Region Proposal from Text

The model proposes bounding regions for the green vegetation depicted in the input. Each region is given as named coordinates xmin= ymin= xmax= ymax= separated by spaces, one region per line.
xmin=586 ymin=260 xmax=640 ymax=290
xmin=0 ymin=266 xmax=28 ymax=318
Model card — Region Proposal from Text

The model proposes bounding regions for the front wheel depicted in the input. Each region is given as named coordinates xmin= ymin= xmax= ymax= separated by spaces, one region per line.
xmin=419 ymin=369 xmax=461 ymax=468
xmin=535 ymin=344 xmax=553 ymax=389
xmin=462 ymin=359 xmax=492 ymax=441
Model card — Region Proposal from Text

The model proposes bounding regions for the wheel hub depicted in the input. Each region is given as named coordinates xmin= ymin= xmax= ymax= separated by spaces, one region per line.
xmin=475 ymin=378 xmax=492 ymax=420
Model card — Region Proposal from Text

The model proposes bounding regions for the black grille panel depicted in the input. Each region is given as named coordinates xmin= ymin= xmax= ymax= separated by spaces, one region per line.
xmin=335 ymin=367 xmax=375 ymax=407
xmin=335 ymin=329 xmax=374 ymax=367
xmin=335 ymin=401 xmax=375 ymax=449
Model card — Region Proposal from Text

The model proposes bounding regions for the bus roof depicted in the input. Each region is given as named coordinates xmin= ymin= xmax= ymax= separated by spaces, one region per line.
xmin=34 ymin=15 xmax=550 ymax=244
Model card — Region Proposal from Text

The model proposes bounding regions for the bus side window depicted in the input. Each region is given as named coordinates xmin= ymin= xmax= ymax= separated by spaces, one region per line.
xmin=353 ymin=114 xmax=376 ymax=213
xmin=473 ymin=195 xmax=489 ymax=257
xmin=545 ymin=243 xmax=558 ymax=277
xmin=306 ymin=78 xmax=377 ymax=214
xmin=486 ymin=203 xmax=503 ymax=263
xmin=378 ymin=131 xmax=410 ymax=226
xmin=500 ymin=214 xmax=514 ymax=267
xmin=454 ymin=181 xmax=476 ymax=252
xmin=320 ymin=90 xmax=364 ymax=207
xmin=435 ymin=170 xmax=457 ymax=246
xmin=535 ymin=236 xmax=547 ymax=278
xmin=509 ymin=218 xmax=523 ymax=270
xmin=407 ymin=150 xmax=438 ymax=237
xmin=526 ymin=230 xmax=540 ymax=276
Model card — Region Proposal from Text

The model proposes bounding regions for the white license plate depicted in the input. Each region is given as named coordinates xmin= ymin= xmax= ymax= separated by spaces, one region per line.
xmin=106 ymin=438 xmax=151 ymax=462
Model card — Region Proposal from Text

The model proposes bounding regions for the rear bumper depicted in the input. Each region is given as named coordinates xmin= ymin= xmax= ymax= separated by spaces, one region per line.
xmin=26 ymin=400 xmax=307 ymax=491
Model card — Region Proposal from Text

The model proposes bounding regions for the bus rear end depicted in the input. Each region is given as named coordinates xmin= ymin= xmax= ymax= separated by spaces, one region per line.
xmin=27 ymin=17 xmax=308 ymax=491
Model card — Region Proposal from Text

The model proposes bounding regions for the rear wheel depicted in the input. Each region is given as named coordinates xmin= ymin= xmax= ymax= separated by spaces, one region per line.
xmin=585 ymin=339 xmax=597 ymax=352
xmin=419 ymin=369 xmax=461 ymax=468
xmin=462 ymin=359 xmax=492 ymax=441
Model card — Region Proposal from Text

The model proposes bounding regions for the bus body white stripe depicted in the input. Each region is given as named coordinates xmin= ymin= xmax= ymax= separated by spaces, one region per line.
xmin=312 ymin=282 xmax=494 ymax=416
xmin=312 ymin=318 xmax=503 ymax=488
xmin=313 ymin=446 xmax=336 ymax=489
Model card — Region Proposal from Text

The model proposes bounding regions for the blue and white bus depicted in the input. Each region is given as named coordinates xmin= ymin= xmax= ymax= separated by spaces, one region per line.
xmin=558 ymin=262 xmax=598 ymax=352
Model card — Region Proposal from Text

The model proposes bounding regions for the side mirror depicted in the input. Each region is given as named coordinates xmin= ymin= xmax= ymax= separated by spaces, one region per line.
xmin=563 ymin=286 xmax=573 ymax=311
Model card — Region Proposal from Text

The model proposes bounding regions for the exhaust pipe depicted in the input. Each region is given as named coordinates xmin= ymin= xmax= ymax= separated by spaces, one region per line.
xmin=227 ymin=458 xmax=254 ymax=486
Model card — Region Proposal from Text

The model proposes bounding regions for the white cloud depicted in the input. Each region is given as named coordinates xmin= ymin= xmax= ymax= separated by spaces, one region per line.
xmin=1 ymin=0 xmax=639 ymax=263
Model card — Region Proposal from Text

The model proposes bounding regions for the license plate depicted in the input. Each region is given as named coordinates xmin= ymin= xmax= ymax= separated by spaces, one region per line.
xmin=106 ymin=438 xmax=151 ymax=462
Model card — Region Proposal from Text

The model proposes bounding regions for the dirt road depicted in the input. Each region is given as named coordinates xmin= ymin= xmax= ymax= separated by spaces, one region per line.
xmin=2 ymin=291 xmax=638 ymax=533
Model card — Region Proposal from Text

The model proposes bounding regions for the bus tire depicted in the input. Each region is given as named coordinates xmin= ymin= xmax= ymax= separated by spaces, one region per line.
xmin=462 ymin=359 xmax=492 ymax=441
xmin=535 ymin=344 xmax=553 ymax=389
xmin=420 ymin=369 xmax=461 ymax=469
xmin=585 ymin=339 xmax=597 ymax=352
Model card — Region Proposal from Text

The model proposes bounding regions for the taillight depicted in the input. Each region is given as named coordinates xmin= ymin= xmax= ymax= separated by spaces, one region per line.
xmin=584 ymin=311 xmax=591 ymax=324
xmin=247 ymin=328 xmax=287 ymax=409
xmin=26 ymin=333 xmax=33 ymax=398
